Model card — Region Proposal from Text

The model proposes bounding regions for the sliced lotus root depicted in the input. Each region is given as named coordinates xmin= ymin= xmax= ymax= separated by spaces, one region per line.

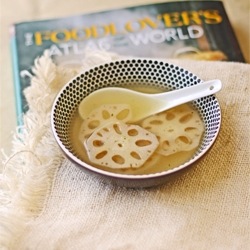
xmin=141 ymin=104 xmax=204 ymax=156
xmin=79 ymin=104 xmax=132 ymax=139
xmin=84 ymin=121 xmax=159 ymax=169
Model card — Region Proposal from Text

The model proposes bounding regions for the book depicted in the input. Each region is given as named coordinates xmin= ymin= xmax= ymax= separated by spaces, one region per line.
xmin=10 ymin=0 xmax=245 ymax=122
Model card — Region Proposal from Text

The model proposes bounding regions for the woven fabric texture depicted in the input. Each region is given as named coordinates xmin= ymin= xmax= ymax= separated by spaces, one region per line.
xmin=1 ymin=51 xmax=249 ymax=250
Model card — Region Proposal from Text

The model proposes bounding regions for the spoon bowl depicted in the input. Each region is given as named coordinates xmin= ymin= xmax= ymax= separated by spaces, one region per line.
xmin=79 ymin=79 xmax=222 ymax=122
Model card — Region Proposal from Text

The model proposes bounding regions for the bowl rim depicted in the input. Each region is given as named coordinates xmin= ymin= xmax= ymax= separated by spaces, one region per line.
xmin=51 ymin=58 xmax=222 ymax=180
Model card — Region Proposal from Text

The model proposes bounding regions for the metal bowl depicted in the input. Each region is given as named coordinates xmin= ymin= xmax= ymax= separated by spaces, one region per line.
xmin=51 ymin=58 xmax=221 ymax=188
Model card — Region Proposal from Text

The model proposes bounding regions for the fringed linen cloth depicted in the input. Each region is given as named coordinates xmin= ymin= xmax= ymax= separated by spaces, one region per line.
xmin=0 ymin=51 xmax=249 ymax=250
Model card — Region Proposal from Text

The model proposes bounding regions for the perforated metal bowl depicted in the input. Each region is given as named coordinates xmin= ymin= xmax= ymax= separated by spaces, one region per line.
xmin=51 ymin=58 xmax=221 ymax=188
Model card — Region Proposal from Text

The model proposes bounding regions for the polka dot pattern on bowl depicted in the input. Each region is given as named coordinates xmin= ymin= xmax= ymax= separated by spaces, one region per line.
xmin=52 ymin=58 xmax=221 ymax=171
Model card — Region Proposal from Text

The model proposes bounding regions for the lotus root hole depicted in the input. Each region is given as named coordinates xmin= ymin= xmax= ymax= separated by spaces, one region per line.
xmin=135 ymin=140 xmax=152 ymax=147
xmin=96 ymin=132 xmax=103 ymax=137
xmin=95 ymin=150 xmax=108 ymax=159
xmin=112 ymin=155 xmax=125 ymax=164
xmin=162 ymin=140 xmax=170 ymax=149
xmin=179 ymin=113 xmax=193 ymax=123
xmin=127 ymin=128 xmax=139 ymax=136
xmin=102 ymin=110 xmax=111 ymax=119
xmin=149 ymin=119 xmax=163 ymax=125
xmin=185 ymin=127 xmax=198 ymax=132
xmin=130 ymin=151 xmax=142 ymax=160
xmin=176 ymin=136 xmax=191 ymax=144
xmin=116 ymin=108 xmax=130 ymax=120
xmin=88 ymin=120 xmax=100 ymax=129
xmin=165 ymin=112 xmax=175 ymax=120
xmin=113 ymin=124 xmax=122 ymax=134
xmin=93 ymin=140 xmax=104 ymax=147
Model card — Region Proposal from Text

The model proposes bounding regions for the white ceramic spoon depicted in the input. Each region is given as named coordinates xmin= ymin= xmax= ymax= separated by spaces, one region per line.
xmin=79 ymin=79 xmax=222 ymax=122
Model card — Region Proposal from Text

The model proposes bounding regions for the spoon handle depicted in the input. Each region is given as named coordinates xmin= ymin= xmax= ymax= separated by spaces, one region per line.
xmin=153 ymin=79 xmax=222 ymax=109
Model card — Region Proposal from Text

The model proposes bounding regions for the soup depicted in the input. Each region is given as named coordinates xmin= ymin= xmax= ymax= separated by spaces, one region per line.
xmin=70 ymin=86 xmax=204 ymax=175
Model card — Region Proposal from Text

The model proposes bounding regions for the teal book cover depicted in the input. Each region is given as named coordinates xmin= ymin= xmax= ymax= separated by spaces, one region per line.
xmin=10 ymin=0 xmax=245 ymax=122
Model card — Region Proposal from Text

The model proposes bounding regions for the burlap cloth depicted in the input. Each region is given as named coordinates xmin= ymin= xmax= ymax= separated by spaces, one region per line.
xmin=0 ymin=51 xmax=249 ymax=250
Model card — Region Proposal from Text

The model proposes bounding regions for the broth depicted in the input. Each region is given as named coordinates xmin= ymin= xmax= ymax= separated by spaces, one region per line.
xmin=69 ymin=86 xmax=204 ymax=175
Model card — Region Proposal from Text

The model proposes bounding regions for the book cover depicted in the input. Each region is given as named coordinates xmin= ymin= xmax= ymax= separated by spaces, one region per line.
xmin=10 ymin=0 xmax=245 ymax=122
